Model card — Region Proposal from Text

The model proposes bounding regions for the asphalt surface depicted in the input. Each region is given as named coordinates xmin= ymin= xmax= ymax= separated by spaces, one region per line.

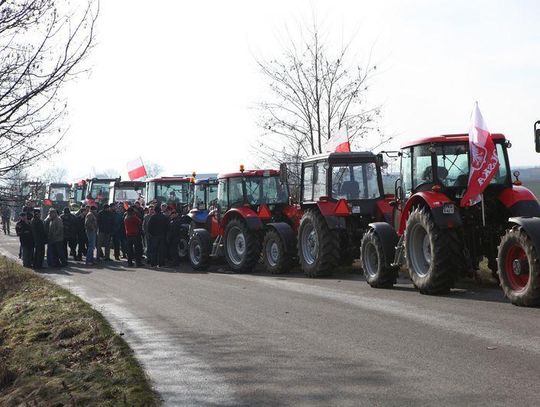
xmin=1 ymin=232 xmax=539 ymax=406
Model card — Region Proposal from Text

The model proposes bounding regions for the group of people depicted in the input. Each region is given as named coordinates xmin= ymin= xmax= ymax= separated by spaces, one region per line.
xmin=11 ymin=200 xmax=188 ymax=270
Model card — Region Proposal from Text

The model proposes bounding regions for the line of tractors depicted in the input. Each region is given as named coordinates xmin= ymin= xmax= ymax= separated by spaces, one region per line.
xmin=15 ymin=126 xmax=540 ymax=307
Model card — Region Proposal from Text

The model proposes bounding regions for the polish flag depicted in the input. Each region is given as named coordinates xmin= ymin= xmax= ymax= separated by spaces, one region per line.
xmin=460 ymin=103 xmax=499 ymax=207
xmin=127 ymin=157 xmax=147 ymax=180
xmin=325 ymin=128 xmax=351 ymax=153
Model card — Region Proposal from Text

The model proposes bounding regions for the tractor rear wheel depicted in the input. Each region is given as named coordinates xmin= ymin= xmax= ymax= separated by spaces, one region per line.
xmin=361 ymin=228 xmax=396 ymax=288
xmin=404 ymin=207 xmax=462 ymax=294
xmin=298 ymin=209 xmax=339 ymax=277
xmin=498 ymin=226 xmax=540 ymax=306
xmin=262 ymin=228 xmax=292 ymax=274
xmin=224 ymin=219 xmax=261 ymax=273
xmin=178 ymin=228 xmax=189 ymax=261
xmin=189 ymin=229 xmax=211 ymax=271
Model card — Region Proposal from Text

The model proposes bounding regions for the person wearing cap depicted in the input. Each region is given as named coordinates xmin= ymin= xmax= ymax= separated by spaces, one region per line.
xmin=61 ymin=207 xmax=78 ymax=260
xmin=16 ymin=212 xmax=34 ymax=267
xmin=44 ymin=208 xmax=66 ymax=267
xmin=147 ymin=205 xmax=168 ymax=267
xmin=31 ymin=209 xmax=46 ymax=269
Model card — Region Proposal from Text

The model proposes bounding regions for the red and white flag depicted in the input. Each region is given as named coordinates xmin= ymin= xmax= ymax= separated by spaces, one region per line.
xmin=460 ymin=103 xmax=499 ymax=207
xmin=127 ymin=157 xmax=147 ymax=180
xmin=325 ymin=128 xmax=351 ymax=153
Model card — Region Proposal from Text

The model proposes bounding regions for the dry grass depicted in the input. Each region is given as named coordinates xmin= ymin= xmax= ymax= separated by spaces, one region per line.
xmin=0 ymin=257 xmax=160 ymax=406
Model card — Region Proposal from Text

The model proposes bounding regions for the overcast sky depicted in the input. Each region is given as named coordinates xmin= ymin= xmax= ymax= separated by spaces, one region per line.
xmin=50 ymin=0 xmax=540 ymax=180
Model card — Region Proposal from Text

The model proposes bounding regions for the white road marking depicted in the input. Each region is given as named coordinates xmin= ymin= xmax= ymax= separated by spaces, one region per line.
xmin=224 ymin=274 xmax=540 ymax=354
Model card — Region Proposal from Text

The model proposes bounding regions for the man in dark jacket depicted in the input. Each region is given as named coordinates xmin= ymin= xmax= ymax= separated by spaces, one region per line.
xmin=147 ymin=206 xmax=169 ymax=267
xmin=124 ymin=207 xmax=143 ymax=267
xmin=61 ymin=207 xmax=78 ymax=260
xmin=75 ymin=206 xmax=88 ymax=261
xmin=112 ymin=204 xmax=127 ymax=260
xmin=97 ymin=204 xmax=114 ymax=261
xmin=167 ymin=210 xmax=183 ymax=266
xmin=31 ymin=209 xmax=46 ymax=269
xmin=16 ymin=212 xmax=34 ymax=267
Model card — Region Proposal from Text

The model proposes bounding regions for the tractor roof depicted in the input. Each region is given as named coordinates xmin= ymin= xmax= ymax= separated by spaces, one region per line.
xmin=194 ymin=178 xmax=218 ymax=185
xmin=218 ymin=169 xmax=280 ymax=179
xmin=49 ymin=183 xmax=71 ymax=187
xmin=112 ymin=180 xmax=145 ymax=187
xmin=89 ymin=177 xmax=119 ymax=183
xmin=302 ymin=151 xmax=378 ymax=164
xmin=147 ymin=176 xmax=192 ymax=183
xmin=401 ymin=133 xmax=506 ymax=148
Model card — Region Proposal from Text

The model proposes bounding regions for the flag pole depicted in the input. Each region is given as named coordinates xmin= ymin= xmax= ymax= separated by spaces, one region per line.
xmin=481 ymin=193 xmax=486 ymax=226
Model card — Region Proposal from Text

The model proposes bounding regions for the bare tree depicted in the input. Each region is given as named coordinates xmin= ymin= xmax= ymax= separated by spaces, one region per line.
xmin=254 ymin=23 xmax=389 ymax=169
xmin=145 ymin=162 xmax=163 ymax=178
xmin=0 ymin=0 xmax=99 ymax=176
xmin=42 ymin=166 xmax=68 ymax=184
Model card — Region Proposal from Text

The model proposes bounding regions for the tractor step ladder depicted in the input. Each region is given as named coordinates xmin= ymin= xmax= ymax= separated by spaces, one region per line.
xmin=211 ymin=235 xmax=223 ymax=257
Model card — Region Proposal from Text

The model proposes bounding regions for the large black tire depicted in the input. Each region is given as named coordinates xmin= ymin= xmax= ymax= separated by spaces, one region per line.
xmin=178 ymin=227 xmax=189 ymax=261
xmin=497 ymin=226 xmax=540 ymax=307
xmin=404 ymin=207 xmax=462 ymax=294
xmin=361 ymin=228 xmax=396 ymax=288
xmin=262 ymin=228 xmax=293 ymax=274
xmin=297 ymin=209 xmax=339 ymax=277
xmin=224 ymin=219 xmax=261 ymax=273
xmin=189 ymin=229 xmax=211 ymax=271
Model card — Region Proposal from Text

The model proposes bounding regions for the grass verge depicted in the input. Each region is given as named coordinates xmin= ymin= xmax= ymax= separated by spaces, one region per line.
xmin=0 ymin=256 xmax=159 ymax=406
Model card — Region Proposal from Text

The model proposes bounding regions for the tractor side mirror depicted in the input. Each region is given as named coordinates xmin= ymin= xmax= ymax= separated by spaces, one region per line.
xmin=535 ymin=121 xmax=540 ymax=153
xmin=279 ymin=163 xmax=288 ymax=184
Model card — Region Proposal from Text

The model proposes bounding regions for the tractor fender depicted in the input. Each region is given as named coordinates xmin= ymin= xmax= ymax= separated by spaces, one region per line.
xmin=498 ymin=186 xmax=540 ymax=217
xmin=266 ymin=222 xmax=297 ymax=254
xmin=507 ymin=217 xmax=540 ymax=256
xmin=189 ymin=209 xmax=209 ymax=225
xmin=302 ymin=203 xmax=346 ymax=230
xmin=223 ymin=207 xmax=263 ymax=231
xmin=398 ymin=191 xmax=462 ymax=235
xmin=367 ymin=222 xmax=398 ymax=267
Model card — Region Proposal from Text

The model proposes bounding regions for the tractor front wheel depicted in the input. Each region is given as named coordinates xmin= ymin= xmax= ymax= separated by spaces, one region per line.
xmin=178 ymin=228 xmax=189 ymax=261
xmin=189 ymin=229 xmax=211 ymax=271
xmin=498 ymin=226 xmax=540 ymax=306
xmin=262 ymin=228 xmax=292 ymax=274
xmin=361 ymin=229 xmax=396 ymax=288
xmin=224 ymin=219 xmax=261 ymax=272
xmin=298 ymin=210 xmax=339 ymax=277
xmin=404 ymin=207 xmax=462 ymax=294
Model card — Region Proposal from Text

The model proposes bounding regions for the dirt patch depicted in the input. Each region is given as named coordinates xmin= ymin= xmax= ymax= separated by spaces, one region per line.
xmin=0 ymin=256 xmax=160 ymax=406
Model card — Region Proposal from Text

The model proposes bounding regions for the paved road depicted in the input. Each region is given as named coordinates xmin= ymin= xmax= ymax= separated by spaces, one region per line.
xmin=1 ymin=233 xmax=539 ymax=406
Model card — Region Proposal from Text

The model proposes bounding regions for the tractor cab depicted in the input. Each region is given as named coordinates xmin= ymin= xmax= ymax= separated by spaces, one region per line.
xmin=188 ymin=177 xmax=218 ymax=228
xmin=87 ymin=178 xmax=119 ymax=208
xmin=145 ymin=176 xmax=193 ymax=213
xmin=69 ymin=179 xmax=88 ymax=211
xmin=42 ymin=183 xmax=71 ymax=214
xmin=20 ymin=181 xmax=45 ymax=207
xmin=109 ymin=180 xmax=145 ymax=206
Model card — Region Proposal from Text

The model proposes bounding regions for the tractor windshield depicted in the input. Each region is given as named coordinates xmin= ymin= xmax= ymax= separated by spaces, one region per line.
xmin=49 ymin=186 xmax=70 ymax=202
xmin=114 ymin=186 xmax=145 ymax=203
xmin=331 ymin=162 xmax=381 ymax=200
xmin=90 ymin=182 xmax=112 ymax=201
xmin=155 ymin=183 xmax=190 ymax=205
xmin=195 ymin=183 xmax=218 ymax=209
xmin=229 ymin=176 xmax=288 ymax=206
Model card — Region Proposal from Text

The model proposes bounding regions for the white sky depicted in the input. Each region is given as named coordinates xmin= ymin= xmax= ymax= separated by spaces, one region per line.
xmin=49 ymin=0 xmax=540 ymax=180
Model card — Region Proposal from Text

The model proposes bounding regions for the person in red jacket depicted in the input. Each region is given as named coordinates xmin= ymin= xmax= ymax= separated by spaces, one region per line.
xmin=124 ymin=206 xmax=143 ymax=267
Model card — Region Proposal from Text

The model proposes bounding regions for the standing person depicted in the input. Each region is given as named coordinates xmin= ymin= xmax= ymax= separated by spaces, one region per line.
xmin=61 ymin=207 xmax=78 ymax=260
xmin=167 ymin=210 xmax=183 ymax=266
xmin=85 ymin=206 xmax=98 ymax=265
xmin=143 ymin=205 xmax=154 ymax=259
xmin=161 ymin=203 xmax=170 ymax=218
xmin=44 ymin=208 xmax=66 ymax=267
xmin=21 ymin=201 xmax=34 ymax=221
xmin=1 ymin=204 xmax=11 ymax=235
xmin=112 ymin=204 xmax=127 ymax=260
xmin=15 ymin=212 xmax=34 ymax=267
xmin=124 ymin=207 xmax=143 ymax=267
xmin=97 ymin=204 xmax=114 ymax=261
xmin=31 ymin=209 xmax=46 ymax=269
xmin=133 ymin=201 xmax=144 ymax=220
xmin=147 ymin=206 xmax=168 ymax=267
xmin=75 ymin=206 xmax=88 ymax=261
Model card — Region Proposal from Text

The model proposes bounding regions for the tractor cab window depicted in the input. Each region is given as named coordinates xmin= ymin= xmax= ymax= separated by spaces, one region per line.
xmin=313 ymin=163 xmax=327 ymax=201
xmin=195 ymin=185 xmax=205 ymax=208
xmin=244 ymin=176 xmax=288 ymax=205
xmin=228 ymin=177 xmax=244 ymax=207
xmin=207 ymin=184 xmax=218 ymax=207
xmin=74 ymin=187 xmax=85 ymax=203
xmin=490 ymin=143 xmax=509 ymax=184
xmin=302 ymin=166 xmax=314 ymax=201
xmin=217 ymin=179 xmax=228 ymax=213
xmin=90 ymin=182 xmax=111 ymax=201
xmin=331 ymin=162 xmax=381 ymax=200
xmin=155 ymin=183 xmax=190 ymax=205
xmin=412 ymin=145 xmax=434 ymax=190
xmin=435 ymin=143 xmax=469 ymax=187
xmin=49 ymin=186 xmax=70 ymax=202
xmin=114 ymin=186 xmax=144 ymax=203
xmin=401 ymin=148 xmax=412 ymax=198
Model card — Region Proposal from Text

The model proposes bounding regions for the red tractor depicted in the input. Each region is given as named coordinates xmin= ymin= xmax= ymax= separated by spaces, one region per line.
xmin=296 ymin=152 xmax=393 ymax=277
xmin=361 ymin=133 xmax=540 ymax=306
xmin=188 ymin=166 xmax=301 ymax=273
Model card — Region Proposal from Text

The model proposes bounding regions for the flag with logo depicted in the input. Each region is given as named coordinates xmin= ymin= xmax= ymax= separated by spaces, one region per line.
xmin=127 ymin=157 xmax=147 ymax=180
xmin=325 ymin=128 xmax=351 ymax=153
xmin=460 ymin=102 xmax=499 ymax=207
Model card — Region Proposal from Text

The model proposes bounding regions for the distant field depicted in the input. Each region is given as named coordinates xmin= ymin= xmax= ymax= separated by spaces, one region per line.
xmin=523 ymin=180 xmax=540 ymax=199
